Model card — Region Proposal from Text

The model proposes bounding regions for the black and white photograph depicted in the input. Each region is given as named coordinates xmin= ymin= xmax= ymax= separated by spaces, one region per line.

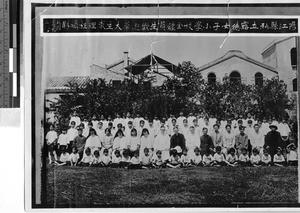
xmin=25 ymin=1 xmax=300 ymax=209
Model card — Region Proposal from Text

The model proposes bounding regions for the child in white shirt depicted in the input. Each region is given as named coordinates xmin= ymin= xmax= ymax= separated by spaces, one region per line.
xmin=79 ymin=147 xmax=93 ymax=167
xmin=69 ymin=147 xmax=80 ymax=166
xmin=287 ymin=143 xmax=298 ymax=166
xmin=180 ymin=149 xmax=192 ymax=167
xmin=92 ymin=150 xmax=101 ymax=167
xmin=55 ymin=147 xmax=70 ymax=166
xmin=238 ymin=148 xmax=250 ymax=167
xmin=167 ymin=149 xmax=181 ymax=168
xmin=151 ymin=150 xmax=166 ymax=168
xmin=261 ymin=149 xmax=271 ymax=166
xmin=46 ymin=124 xmax=58 ymax=164
xmin=250 ymin=148 xmax=261 ymax=167
xmin=225 ymin=148 xmax=238 ymax=167
xmin=191 ymin=147 xmax=202 ymax=166
xmin=111 ymin=150 xmax=122 ymax=168
xmin=67 ymin=121 xmax=78 ymax=152
xmin=273 ymin=147 xmax=286 ymax=167
xmin=128 ymin=150 xmax=142 ymax=169
xmin=140 ymin=148 xmax=153 ymax=169
xmin=202 ymin=150 xmax=214 ymax=167
xmin=58 ymin=129 xmax=69 ymax=152
xmin=101 ymin=148 xmax=112 ymax=167
xmin=213 ymin=146 xmax=227 ymax=166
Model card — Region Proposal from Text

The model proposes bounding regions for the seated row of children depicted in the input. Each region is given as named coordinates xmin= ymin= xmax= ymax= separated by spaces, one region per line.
xmin=54 ymin=142 xmax=298 ymax=168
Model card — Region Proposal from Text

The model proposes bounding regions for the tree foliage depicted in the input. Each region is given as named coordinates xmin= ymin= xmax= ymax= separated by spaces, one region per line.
xmin=49 ymin=61 xmax=294 ymax=126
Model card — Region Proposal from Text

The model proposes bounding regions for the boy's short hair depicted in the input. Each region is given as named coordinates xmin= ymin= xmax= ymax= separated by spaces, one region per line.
xmin=205 ymin=149 xmax=211 ymax=155
xmin=194 ymin=147 xmax=200 ymax=152
xmin=239 ymin=126 xmax=245 ymax=130
xmin=216 ymin=146 xmax=222 ymax=152
xmin=241 ymin=147 xmax=247 ymax=152
xmin=103 ymin=148 xmax=109 ymax=153
xmin=128 ymin=121 xmax=133 ymax=124
xmin=172 ymin=118 xmax=177 ymax=122
xmin=71 ymin=121 xmax=76 ymax=125
xmin=202 ymin=127 xmax=208 ymax=131
xmin=85 ymin=147 xmax=91 ymax=154
xmin=171 ymin=149 xmax=177 ymax=154
xmin=253 ymin=148 xmax=259 ymax=154
xmin=94 ymin=150 xmax=100 ymax=156
xmin=123 ymin=149 xmax=130 ymax=156
xmin=225 ymin=124 xmax=231 ymax=129
xmin=247 ymin=120 xmax=253 ymax=124
xmin=213 ymin=124 xmax=219 ymax=128
xmin=228 ymin=147 xmax=235 ymax=154
xmin=140 ymin=120 xmax=145 ymax=124
xmin=115 ymin=150 xmax=120 ymax=155
xmin=156 ymin=150 xmax=162 ymax=155
xmin=237 ymin=119 xmax=243 ymax=124
xmin=144 ymin=147 xmax=149 ymax=152
xmin=254 ymin=124 xmax=259 ymax=127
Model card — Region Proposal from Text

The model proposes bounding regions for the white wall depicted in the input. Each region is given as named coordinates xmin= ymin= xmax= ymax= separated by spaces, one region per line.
xmin=200 ymin=56 xmax=277 ymax=84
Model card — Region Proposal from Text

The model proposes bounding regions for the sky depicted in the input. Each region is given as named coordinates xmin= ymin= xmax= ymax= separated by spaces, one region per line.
xmin=43 ymin=35 xmax=285 ymax=77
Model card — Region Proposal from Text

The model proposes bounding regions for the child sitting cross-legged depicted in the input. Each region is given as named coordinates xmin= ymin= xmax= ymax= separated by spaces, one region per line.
xmin=100 ymin=148 xmax=112 ymax=167
xmin=273 ymin=147 xmax=286 ymax=167
xmin=180 ymin=148 xmax=192 ymax=168
xmin=261 ymin=148 xmax=271 ymax=166
xmin=69 ymin=147 xmax=80 ymax=166
xmin=111 ymin=150 xmax=122 ymax=168
xmin=287 ymin=143 xmax=298 ymax=166
xmin=120 ymin=149 xmax=131 ymax=169
xmin=238 ymin=148 xmax=250 ymax=167
xmin=191 ymin=147 xmax=202 ymax=166
xmin=250 ymin=148 xmax=262 ymax=167
xmin=167 ymin=148 xmax=181 ymax=168
xmin=213 ymin=146 xmax=227 ymax=166
xmin=54 ymin=146 xmax=70 ymax=166
xmin=225 ymin=148 xmax=238 ymax=167
xmin=140 ymin=148 xmax=153 ymax=169
xmin=79 ymin=147 xmax=93 ymax=167
xmin=202 ymin=149 xmax=214 ymax=167
xmin=128 ymin=150 xmax=142 ymax=169
xmin=91 ymin=150 xmax=101 ymax=167
xmin=151 ymin=150 xmax=166 ymax=168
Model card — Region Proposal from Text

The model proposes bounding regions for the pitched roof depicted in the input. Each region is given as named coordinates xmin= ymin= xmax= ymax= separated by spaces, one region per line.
xmin=198 ymin=50 xmax=278 ymax=74
xmin=125 ymin=54 xmax=178 ymax=75
xmin=47 ymin=76 xmax=90 ymax=88
xmin=90 ymin=64 xmax=127 ymax=81
xmin=262 ymin=36 xmax=294 ymax=54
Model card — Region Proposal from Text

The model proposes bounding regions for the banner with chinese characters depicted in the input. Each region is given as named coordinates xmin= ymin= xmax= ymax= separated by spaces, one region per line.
xmin=43 ymin=18 xmax=298 ymax=33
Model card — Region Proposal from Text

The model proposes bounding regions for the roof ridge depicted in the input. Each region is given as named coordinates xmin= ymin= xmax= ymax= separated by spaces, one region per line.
xmin=198 ymin=50 xmax=278 ymax=74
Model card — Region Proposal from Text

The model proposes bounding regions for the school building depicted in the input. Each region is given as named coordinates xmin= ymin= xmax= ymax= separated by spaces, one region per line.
xmin=46 ymin=36 xmax=297 ymax=115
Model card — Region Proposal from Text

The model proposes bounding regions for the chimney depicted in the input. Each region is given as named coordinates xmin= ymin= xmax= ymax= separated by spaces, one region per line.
xmin=124 ymin=51 xmax=129 ymax=68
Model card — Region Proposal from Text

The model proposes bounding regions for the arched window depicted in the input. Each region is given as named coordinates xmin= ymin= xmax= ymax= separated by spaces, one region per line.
xmin=293 ymin=78 xmax=297 ymax=91
xmin=254 ymin=72 xmax=263 ymax=86
xmin=229 ymin=71 xmax=241 ymax=82
xmin=207 ymin=73 xmax=216 ymax=83
xmin=291 ymin=47 xmax=297 ymax=70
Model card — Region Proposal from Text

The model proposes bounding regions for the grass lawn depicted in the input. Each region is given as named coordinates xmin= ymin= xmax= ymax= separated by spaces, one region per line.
xmin=46 ymin=165 xmax=298 ymax=207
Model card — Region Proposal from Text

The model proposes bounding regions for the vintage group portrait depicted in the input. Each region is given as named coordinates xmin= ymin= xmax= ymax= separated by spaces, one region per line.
xmin=24 ymin=0 xmax=300 ymax=209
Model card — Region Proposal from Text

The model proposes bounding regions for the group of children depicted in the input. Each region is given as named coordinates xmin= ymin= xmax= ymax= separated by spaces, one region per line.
xmin=45 ymin=111 xmax=298 ymax=169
